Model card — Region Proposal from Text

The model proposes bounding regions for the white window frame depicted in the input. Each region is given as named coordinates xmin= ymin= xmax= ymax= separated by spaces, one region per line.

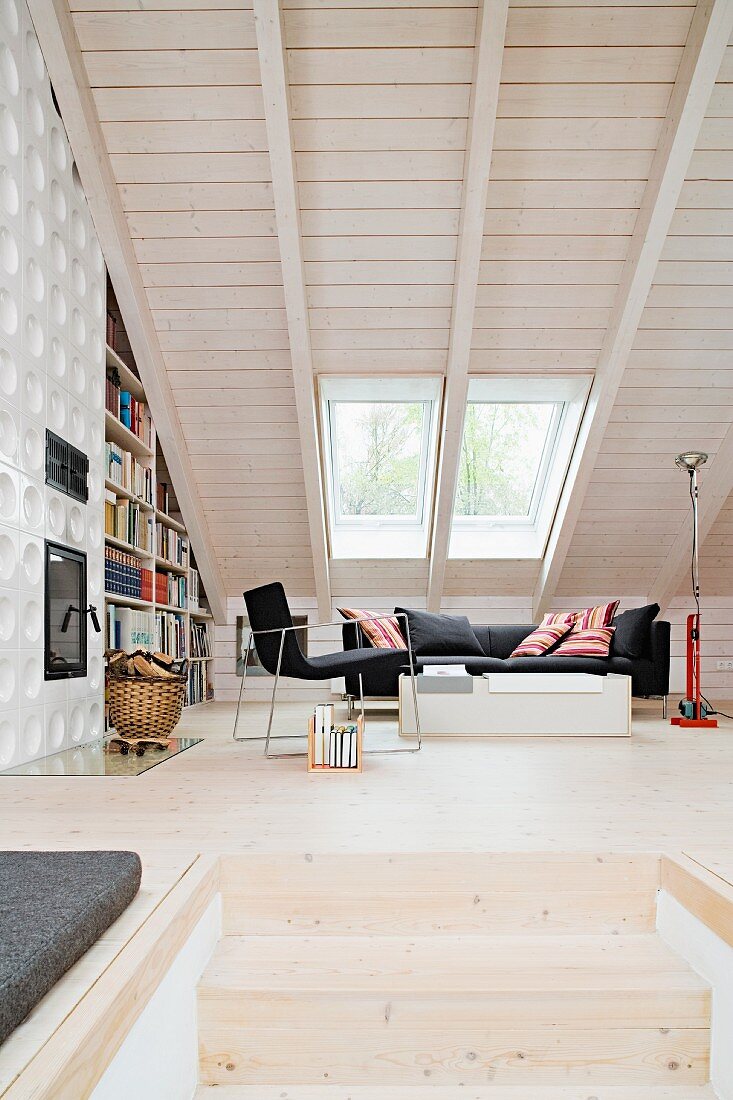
xmin=319 ymin=376 xmax=442 ymax=559
xmin=448 ymin=375 xmax=591 ymax=560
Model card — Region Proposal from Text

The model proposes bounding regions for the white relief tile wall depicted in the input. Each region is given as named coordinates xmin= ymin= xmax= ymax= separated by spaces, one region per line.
xmin=0 ymin=0 xmax=105 ymax=768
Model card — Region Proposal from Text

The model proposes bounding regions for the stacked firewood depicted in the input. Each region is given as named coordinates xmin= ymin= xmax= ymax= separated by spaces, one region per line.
xmin=106 ymin=650 xmax=187 ymax=679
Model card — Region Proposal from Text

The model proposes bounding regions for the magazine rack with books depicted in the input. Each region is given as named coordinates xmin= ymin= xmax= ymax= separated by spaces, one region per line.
xmin=307 ymin=705 xmax=363 ymax=773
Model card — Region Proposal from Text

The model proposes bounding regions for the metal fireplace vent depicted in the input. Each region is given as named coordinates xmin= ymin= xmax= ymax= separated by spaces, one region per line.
xmin=45 ymin=431 xmax=89 ymax=503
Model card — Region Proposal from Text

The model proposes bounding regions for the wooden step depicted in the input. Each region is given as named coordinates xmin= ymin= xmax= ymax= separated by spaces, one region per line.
xmin=197 ymin=933 xmax=710 ymax=1088
xmin=194 ymin=1086 xmax=720 ymax=1099
xmin=219 ymin=852 xmax=661 ymax=935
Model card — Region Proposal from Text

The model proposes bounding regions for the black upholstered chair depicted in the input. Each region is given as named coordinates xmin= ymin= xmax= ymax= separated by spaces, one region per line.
xmin=233 ymin=582 xmax=421 ymax=756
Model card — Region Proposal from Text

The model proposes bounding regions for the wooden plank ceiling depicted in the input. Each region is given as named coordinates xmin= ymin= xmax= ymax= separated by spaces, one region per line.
xmin=67 ymin=0 xmax=733 ymax=610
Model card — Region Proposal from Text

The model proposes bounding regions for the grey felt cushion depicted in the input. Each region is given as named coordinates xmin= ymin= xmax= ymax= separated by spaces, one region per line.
xmin=0 ymin=850 xmax=142 ymax=1045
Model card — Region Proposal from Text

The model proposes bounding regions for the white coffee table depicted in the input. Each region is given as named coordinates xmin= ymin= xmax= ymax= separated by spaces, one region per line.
xmin=399 ymin=672 xmax=631 ymax=737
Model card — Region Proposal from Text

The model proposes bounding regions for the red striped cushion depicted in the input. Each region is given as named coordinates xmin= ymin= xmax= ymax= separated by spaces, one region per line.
xmin=553 ymin=627 xmax=615 ymax=657
xmin=574 ymin=601 xmax=619 ymax=631
xmin=541 ymin=610 xmax=578 ymax=629
xmin=542 ymin=600 xmax=619 ymax=634
xmin=337 ymin=607 xmax=405 ymax=649
xmin=510 ymin=624 xmax=572 ymax=658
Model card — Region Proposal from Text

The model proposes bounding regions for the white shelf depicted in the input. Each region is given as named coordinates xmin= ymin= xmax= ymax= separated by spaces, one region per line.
xmin=104 ymin=479 xmax=154 ymax=511
xmin=104 ymin=592 xmax=153 ymax=610
xmin=105 ymin=330 xmax=213 ymax=705
xmin=155 ymin=556 xmax=188 ymax=575
xmin=156 ymin=602 xmax=188 ymax=615
xmin=106 ymin=344 xmax=145 ymax=401
xmin=155 ymin=509 xmax=186 ymax=534
xmin=105 ymin=410 xmax=154 ymax=459
xmin=105 ymin=533 xmax=154 ymax=559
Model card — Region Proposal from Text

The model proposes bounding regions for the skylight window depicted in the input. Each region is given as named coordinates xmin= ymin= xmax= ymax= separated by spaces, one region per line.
xmin=449 ymin=377 xmax=591 ymax=559
xmin=320 ymin=377 xmax=441 ymax=558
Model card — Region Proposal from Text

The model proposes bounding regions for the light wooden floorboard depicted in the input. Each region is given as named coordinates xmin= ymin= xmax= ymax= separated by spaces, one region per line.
xmin=3 ymin=700 xmax=733 ymax=856
xmin=194 ymin=1088 xmax=719 ymax=1099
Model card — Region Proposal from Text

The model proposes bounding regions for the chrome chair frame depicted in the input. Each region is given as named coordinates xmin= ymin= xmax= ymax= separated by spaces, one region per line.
xmin=232 ymin=612 xmax=422 ymax=757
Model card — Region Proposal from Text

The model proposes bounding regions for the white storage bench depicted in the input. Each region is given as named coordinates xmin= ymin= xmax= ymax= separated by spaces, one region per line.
xmin=399 ymin=672 xmax=631 ymax=737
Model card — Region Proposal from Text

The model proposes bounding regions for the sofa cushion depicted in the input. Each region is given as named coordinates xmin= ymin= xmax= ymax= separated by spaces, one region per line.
xmin=413 ymin=655 xmax=509 ymax=674
xmin=553 ymin=626 xmax=615 ymax=658
xmin=612 ymin=603 xmax=660 ymax=658
xmin=337 ymin=607 xmax=405 ymax=649
xmin=394 ymin=607 xmax=485 ymax=657
xmin=471 ymin=624 xmax=492 ymax=657
xmin=543 ymin=601 xmax=619 ymax=633
xmin=510 ymin=624 xmax=572 ymax=658
xmin=0 ymin=850 xmax=142 ymax=1044
xmin=504 ymin=654 xmax=634 ymax=677
xmin=486 ymin=624 xmax=536 ymax=659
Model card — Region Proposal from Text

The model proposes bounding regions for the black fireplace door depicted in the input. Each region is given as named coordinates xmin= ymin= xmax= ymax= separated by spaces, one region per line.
xmin=44 ymin=541 xmax=88 ymax=680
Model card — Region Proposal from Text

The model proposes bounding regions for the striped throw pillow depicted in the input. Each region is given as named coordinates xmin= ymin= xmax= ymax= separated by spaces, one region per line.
xmin=553 ymin=626 xmax=615 ymax=658
xmin=510 ymin=624 xmax=572 ymax=658
xmin=542 ymin=600 xmax=619 ymax=634
xmin=337 ymin=607 xmax=406 ymax=649
xmin=541 ymin=610 xmax=578 ymax=629
xmin=574 ymin=600 xmax=619 ymax=631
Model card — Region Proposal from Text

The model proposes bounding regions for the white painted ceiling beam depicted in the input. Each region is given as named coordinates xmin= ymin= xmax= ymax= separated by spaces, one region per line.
xmin=27 ymin=0 xmax=228 ymax=623
xmin=426 ymin=0 xmax=509 ymax=612
xmin=651 ymin=429 xmax=733 ymax=614
xmin=253 ymin=0 xmax=331 ymax=620
xmin=532 ymin=0 xmax=733 ymax=622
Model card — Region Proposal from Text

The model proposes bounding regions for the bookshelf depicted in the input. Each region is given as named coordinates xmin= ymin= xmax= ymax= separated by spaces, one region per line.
xmin=104 ymin=291 xmax=215 ymax=713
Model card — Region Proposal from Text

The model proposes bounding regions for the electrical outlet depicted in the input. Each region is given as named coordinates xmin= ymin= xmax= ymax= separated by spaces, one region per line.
xmin=716 ymin=660 xmax=733 ymax=671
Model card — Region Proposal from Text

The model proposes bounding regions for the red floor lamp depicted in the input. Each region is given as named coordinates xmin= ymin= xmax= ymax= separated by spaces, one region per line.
xmin=670 ymin=450 xmax=717 ymax=728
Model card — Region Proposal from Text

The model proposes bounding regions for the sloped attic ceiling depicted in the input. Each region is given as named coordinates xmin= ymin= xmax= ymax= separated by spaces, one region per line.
xmin=31 ymin=0 xmax=733 ymax=618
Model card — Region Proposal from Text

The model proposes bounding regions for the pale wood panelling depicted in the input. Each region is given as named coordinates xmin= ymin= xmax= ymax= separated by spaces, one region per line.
xmin=534 ymin=0 xmax=733 ymax=618
xmin=67 ymin=0 xmax=733 ymax=644
xmin=558 ymin=59 xmax=733 ymax=645
xmin=72 ymin=0 xmax=316 ymax=598
xmin=286 ymin=4 xmax=478 ymax=386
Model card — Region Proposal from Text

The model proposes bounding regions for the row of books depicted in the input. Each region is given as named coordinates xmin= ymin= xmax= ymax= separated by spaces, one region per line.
xmin=105 ymin=491 xmax=154 ymax=553
xmin=105 ymin=369 xmax=122 ymax=418
xmin=104 ymin=442 xmax=153 ymax=505
xmin=189 ymin=566 xmax=200 ymax=610
xmin=187 ymin=661 xmax=212 ymax=706
xmin=106 ymin=605 xmax=155 ymax=651
xmin=158 ymin=572 xmax=187 ymax=610
xmin=156 ymin=524 xmax=188 ymax=567
xmin=190 ymin=621 xmax=211 ymax=658
xmin=312 ymin=704 xmax=359 ymax=768
xmin=155 ymin=610 xmax=186 ymax=659
xmin=105 ymin=547 xmax=154 ymax=601
xmin=156 ymin=481 xmax=171 ymax=515
xmin=106 ymin=371 xmax=154 ymax=450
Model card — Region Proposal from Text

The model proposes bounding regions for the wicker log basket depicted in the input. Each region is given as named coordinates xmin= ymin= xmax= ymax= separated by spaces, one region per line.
xmin=107 ymin=651 xmax=188 ymax=739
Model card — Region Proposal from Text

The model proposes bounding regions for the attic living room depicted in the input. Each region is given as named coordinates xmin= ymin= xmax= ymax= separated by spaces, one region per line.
xmin=3 ymin=0 xmax=733 ymax=1094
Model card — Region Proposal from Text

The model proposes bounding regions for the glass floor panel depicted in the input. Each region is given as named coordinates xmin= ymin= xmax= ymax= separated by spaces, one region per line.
xmin=1 ymin=736 xmax=203 ymax=776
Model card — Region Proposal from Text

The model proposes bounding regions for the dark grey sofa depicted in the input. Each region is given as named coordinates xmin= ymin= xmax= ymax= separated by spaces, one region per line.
xmin=342 ymin=619 xmax=671 ymax=702
xmin=0 ymin=850 xmax=142 ymax=1044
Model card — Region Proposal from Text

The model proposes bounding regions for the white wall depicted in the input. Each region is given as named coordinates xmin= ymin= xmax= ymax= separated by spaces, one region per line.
xmin=91 ymin=895 xmax=221 ymax=1100
xmin=657 ymin=889 xmax=733 ymax=1100
xmin=0 ymin=0 xmax=106 ymax=767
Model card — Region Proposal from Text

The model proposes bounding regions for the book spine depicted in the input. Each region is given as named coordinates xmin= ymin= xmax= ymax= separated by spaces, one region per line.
xmin=119 ymin=391 xmax=132 ymax=429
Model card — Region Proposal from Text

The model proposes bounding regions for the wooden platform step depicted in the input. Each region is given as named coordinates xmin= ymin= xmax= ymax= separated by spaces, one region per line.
xmin=219 ymin=852 xmax=662 ymax=936
xmin=197 ymin=933 xmax=711 ymax=1088
xmin=194 ymin=1086 xmax=720 ymax=1099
